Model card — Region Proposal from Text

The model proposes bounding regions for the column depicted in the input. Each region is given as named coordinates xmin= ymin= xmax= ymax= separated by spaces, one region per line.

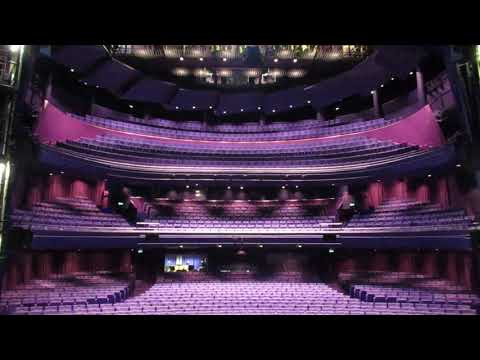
xmin=316 ymin=110 xmax=326 ymax=121
xmin=45 ymin=72 xmax=53 ymax=101
xmin=416 ymin=67 xmax=426 ymax=105
xmin=420 ymin=252 xmax=437 ymax=277
xmin=446 ymin=252 xmax=458 ymax=284
xmin=372 ymin=89 xmax=383 ymax=118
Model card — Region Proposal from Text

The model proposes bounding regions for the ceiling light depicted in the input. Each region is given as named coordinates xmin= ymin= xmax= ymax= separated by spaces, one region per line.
xmin=95 ymin=85 xmax=99 ymax=88
xmin=380 ymin=84 xmax=384 ymax=88
xmin=331 ymin=183 xmax=335 ymax=186
xmin=297 ymin=244 xmax=302 ymax=248
xmin=281 ymin=186 xmax=285 ymax=189
xmin=456 ymin=164 xmax=462 ymax=168
xmin=274 ymin=58 xmax=278 ymax=63
xmin=195 ymin=183 xmax=199 ymax=187
xmin=370 ymin=90 xmax=375 ymax=95
xmin=84 ymin=82 xmax=88 ymax=85
xmin=240 ymin=186 xmax=244 ymax=190
xmin=118 ymin=202 xmax=124 ymax=206
xmin=391 ymin=77 xmax=395 ymax=81
xmin=222 ymin=57 xmax=227 ymax=62
xmin=227 ymin=186 xmax=231 ymax=190
xmin=257 ymin=106 xmax=262 ymax=110
xmin=258 ymin=244 xmax=263 ymax=248
xmin=60 ymin=171 xmax=64 ymax=174
xmin=129 ymin=104 xmax=133 ymax=109
xmin=293 ymin=58 xmax=298 ymax=63
xmin=175 ymin=106 xmax=179 ymax=110
xmin=179 ymin=245 xmax=183 ymax=248
xmin=240 ymin=108 xmax=244 ymax=112
xmin=272 ymin=109 xmax=276 ymax=113
xmin=329 ymin=248 xmax=335 ymax=253
xmin=179 ymin=57 xmax=184 ymax=61
xmin=217 ymin=244 xmax=222 ymax=248
xmin=70 ymin=68 xmax=75 ymax=72
xmin=209 ymin=106 xmax=213 ymax=109
xmin=295 ymin=185 xmax=299 ymax=189
xmin=199 ymin=57 xmax=204 ymax=61
xmin=186 ymin=185 xmax=190 ymax=189
xmin=223 ymin=111 xmax=227 ymax=114
xmin=410 ymin=71 xmax=414 ymax=75
xmin=307 ymin=100 xmax=311 ymax=104
xmin=335 ymin=107 xmax=340 ymax=111
xmin=428 ymin=174 xmax=432 ymax=178
xmin=289 ymin=105 xmax=293 ymax=108
xmin=192 ymin=106 xmax=196 ymax=109
xmin=49 ymin=173 xmax=53 ymax=176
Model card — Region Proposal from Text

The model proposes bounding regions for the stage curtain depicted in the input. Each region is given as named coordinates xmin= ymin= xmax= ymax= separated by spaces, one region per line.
xmin=420 ymin=252 xmax=437 ymax=277
xmin=26 ymin=176 xmax=45 ymax=209
xmin=435 ymin=177 xmax=450 ymax=209
xmin=446 ymin=253 xmax=458 ymax=283
xmin=415 ymin=183 xmax=430 ymax=203
xmin=365 ymin=182 xmax=384 ymax=208
xmin=397 ymin=252 xmax=416 ymax=273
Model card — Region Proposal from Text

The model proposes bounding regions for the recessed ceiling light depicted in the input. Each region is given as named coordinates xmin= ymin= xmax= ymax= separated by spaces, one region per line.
xmin=84 ymin=82 xmax=88 ymax=85
xmin=179 ymin=245 xmax=183 ymax=248
xmin=49 ymin=173 xmax=53 ymax=176
xmin=60 ymin=171 xmax=64 ymax=174
xmin=295 ymin=185 xmax=299 ymax=189
xmin=370 ymin=90 xmax=375 ymax=95
xmin=227 ymin=186 xmax=231 ymax=190
xmin=274 ymin=58 xmax=278 ymax=63
xmin=281 ymin=186 xmax=285 ymax=189
xmin=195 ymin=183 xmax=199 ymax=187
xmin=95 ymin=85 xmax=99 ymax=88
xmin=331 ymin=183 xmax=335 ymax=186
xmin=179 ymin=57 xmax=184 ymax=61
xmin=293 ymin=58 xmax=298 ymax=63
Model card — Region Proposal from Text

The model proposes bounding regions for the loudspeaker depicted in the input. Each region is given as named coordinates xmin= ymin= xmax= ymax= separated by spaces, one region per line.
xmin=323 ymin=234 xmax=337 ymax=243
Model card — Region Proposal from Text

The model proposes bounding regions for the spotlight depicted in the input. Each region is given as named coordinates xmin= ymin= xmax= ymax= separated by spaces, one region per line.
xmin=240 ymin=108 xmax=244 ymax=112
xmin=9 ymin=45 xmax=22 ymax=52
xmin=118 ymin=202 xmax=124 ymax=206
xmin=137 ymin=249 xmax=143 ymax=254
xmin=274 ymin=58 xmax=278 ymax=63
xmin=179 ymin=57 xmax=184 ymax=61
xmin=240 ymin=186 xmax=244 ymax=190
xmin=186 ymin=185 xmax=190 ymax=189
xmin=289 ymin=105 xmax=293 ymax=108
xmin=70 ymin=68 xmax=75 ymax=73
xmin=227 ymin=186 xmax=231 ymax=190
xmin=223 ymin=111 xmax=227 ymax=114
xmin=293 ymin=58 xmax=298 ymax=63
xmin=129 ymin=104 xmax=134 ymax=109
xmin=49 ymin=173 xmax=53 ymax=176
xmin=195 ymin=183 xmax=199 ymax=187
xmin=217 ymin=244 xmax=222 ymax=248
xmin=410 ymin=71 xmax=414 ymax=75
xmin=331 ymin=183 xmax=335 ymax=186
xmin=295 ymin=185 xmax=299 ymax=189
xmin=281 ymin=186 xmax=285 ymax=189
xmin=60 ymin=171 xmax=64 ymax=174
xmin=192 ymin=106 xmax=196 ymax=109
xmin=370 ymin=90 xmax=375 ymax=95
xmin=179 ymin=245 xmax=183 ymax=248
xmin=257 ymin=106 xmax=262 ymax=110
xmin=209 ymin=106 xmax=213 ymax=109
xmin=391 ymin=77 xmax=395 ymax=81
xmin=335 ymin=107 xmax=340 ymax=111
xmin=456 ymin=164 xmax=462 ymax=168
xmin=307 ymin=100 xmax=311 ymax=104
xmin=427 ymin=174 xmax=432 ymax=178
xmin=272 ymin=109 xmax=276 ymax=113
xmin=84 ymin=82 xmax=88 ymax=86
xmin=199 ymin=57 xmax=204 ymax=61
xmin=297 ymin=244 xmax=302 ymax=248
xmin=175 ymin=106 xmax=179 ymax=110
xmin=96 ymin=85 xmax=99 ymax=88
xmin=222 ymin=57 xmax=227 ymax=62
xmin=258 ymin=244 xmax=263 ymax=248
xmin=329 ymin=248 xmax=335 ymax=253
xmin=380 ymin=84 xmax=384 ymax=88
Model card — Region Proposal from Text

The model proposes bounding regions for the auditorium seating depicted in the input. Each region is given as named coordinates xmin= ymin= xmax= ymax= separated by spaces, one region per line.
xmin=346 ymin=199 xmax=473 ymax=229
xmin=138 ymin=199 xmax=341 ymax=233
xmin=0 ymin=272 xmax=132 ymax=314
xmin=78 ymin=113 xmax=401 ymax=141
xmin=58 ymin=135 xmax=419 ymax=168
xmin=10 ymin=197 xmax=131 ymax=231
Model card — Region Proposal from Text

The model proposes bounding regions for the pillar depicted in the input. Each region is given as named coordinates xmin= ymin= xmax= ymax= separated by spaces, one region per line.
xmin=416 ymin=67 xmax=426 ymax=105
xmin=372 ymin=89 xmax=383 ymax=118
xmin=446 ymin=252 xmax=458 ymax=283
xmin=316 ymin=111 xmax=326 ymax=121
xmin=420 ymin=252 xmax=437 ymax=277
xmin=45 ymin=72 xmax=53 ymax=101
xmin=370 ymin=252 xmax=389 ymax=272
xmin=460 ymin=253 xmax=473 ymax=290
xmin=397 ymin=252 xmax=416 ymax=273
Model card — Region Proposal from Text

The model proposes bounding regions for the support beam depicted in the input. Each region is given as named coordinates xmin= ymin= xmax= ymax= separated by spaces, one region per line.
xmin=372 ymin=90 xmax=383 ymax=118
